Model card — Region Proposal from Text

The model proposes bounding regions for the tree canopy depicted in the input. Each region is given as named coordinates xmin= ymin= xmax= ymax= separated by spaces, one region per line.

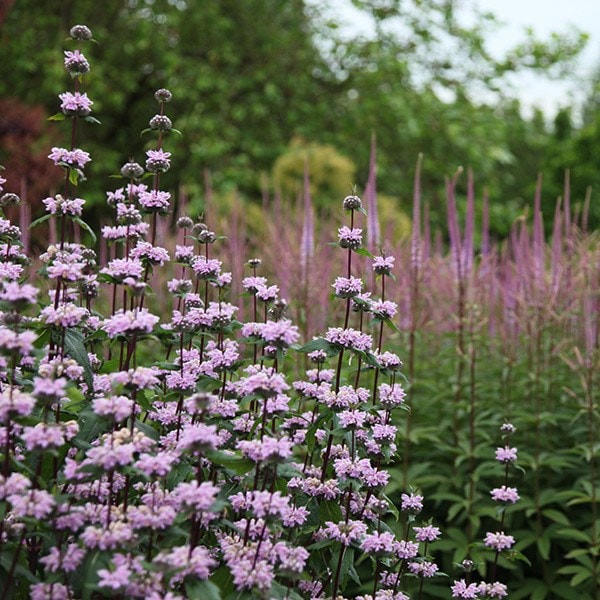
xmin=0 ymin=0 xmax=595 ymax=235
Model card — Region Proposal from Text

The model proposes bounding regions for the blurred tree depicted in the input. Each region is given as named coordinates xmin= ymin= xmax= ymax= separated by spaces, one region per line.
xmin=272 ymin=137 xmax=356 ymax=209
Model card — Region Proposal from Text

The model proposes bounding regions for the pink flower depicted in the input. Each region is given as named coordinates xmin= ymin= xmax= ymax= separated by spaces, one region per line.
xmin=322 ymin=519 xmax=367 ymax=545
xmin=0 ymin=281 xmax=38 ymax=304
xmin=92 ymin=395 xmax=134 ymax=421
xmin=408 ymin=560 xmax=439 ymax=577
xmin=59 ymin=91 xmax=93 ymax=116
xmin=102 ymin=308 xmax=159 ymax=338
xmin=39 ymin=543 xmax=85 ymax=572
xmin=325 ymin=327 xmax=373 ymax=352
xmin=338 ymin=226 xmax=363 ymax=249
xmin=130 ymin=241 xmax=170 ymax=265
xmin=332 ymin=276 xmax=363 ymax=298
xmin=401 ymin=492 xmax=423 ymax=513
xmin=372 ymin=254 xmax=395 ymax=275
xmin=451 ymin=579 xmax=480 ymax=598
xmin=30 ymin=583 xmax=72 ymax=600
xmin=48 ymin=147 xmax=91 ymax=169
xmin=495 ymin=446 xmax=517 ymax=463
xmin=0 ymin=388 xmax=35 ymax=421
xmin=173 ymin=480 xmax=220 ymax=512
xmin=9 ymin=489 xmax=55 ymax=518
xmin=138 ymin=189 xmax=171 ymax=212
xmin=360 ymin=531 xmax=396 ymax=554
xmin=393 ymin=540 xmax=419 ymax=559
xmin=21 ymin=423 xmax=65 ymax=450
xmin=64 ymin=49 xmax=90 ymax=74
xmin=414 ymin=524 xmax=442 ymax=542
xmin=237 ymin=436 xmax=293 ymax=463
xmin=490 ymin=485 xmax=520 ymax=503
xmin=478 ymin=582 xmax=508 ymax=598
xmin=97 ymin=562 xmax=131 ymax=590
xmin=378 ymin=382 xmax=406 ymax=407
xmin=145 ymin=148 xmax=171 ymax=172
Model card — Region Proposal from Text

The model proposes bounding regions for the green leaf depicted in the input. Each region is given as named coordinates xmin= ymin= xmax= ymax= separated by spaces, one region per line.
xmin=297 ymin=338 xmax=338 ymax=356
xmin=48 ymin=112 xmax=66 ymax=121
xmin=556 ymin=528 xmax=592 ymax=543
xmin=508 ymin=550 xmax=532 ymax=566
xmin=307 ymin=539 xmax=335 ymax=551
xmin=68 ymin=167 xmax=80 ymax=186
xmin=319 ymin=499 xmax=343 ymax=523
xmin=29 ymin=213 xmax=53 ymax=229
xmin=536 ymin=534 xmax=551 ymax=560
xmin=84 ymin=115 xmax=101 ymax=124
xmin=571 ymin=568 xmax=592 ymax=587
xmin=185 ymin=579 xmax=221 ymax=600
xmin=64 ymin=328 xmax=94 ymax=389
xmin=542 ymin=508 xmax=570 ymax=525
xmin=269 ymin=582 xmax=303 ymax=599
xmin=354 ymin=247 xmax=374 ymax=258
xmin=205 ymin=450 xmax=254 ymax=475
xmin=73 ymin=216 xmax=97 ymax=243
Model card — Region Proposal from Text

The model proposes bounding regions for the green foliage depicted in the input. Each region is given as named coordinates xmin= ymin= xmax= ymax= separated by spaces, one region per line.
xmin=0 ymin=0 xmax=592 ymax=236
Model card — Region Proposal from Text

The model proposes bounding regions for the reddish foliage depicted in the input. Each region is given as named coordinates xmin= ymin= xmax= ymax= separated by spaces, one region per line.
xmin=0 ymin=98 xmax=63 ymax=203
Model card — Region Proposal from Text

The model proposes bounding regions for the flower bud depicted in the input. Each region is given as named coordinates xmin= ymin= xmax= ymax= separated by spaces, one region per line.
xmin=198 ymin=229 xmax=216 ymax=244
xmin=0 ymin=193 xmax=21 ymax=207
xmin=247 ymin=258 xmax=262 ymax=269
xmin=149 ymin=114 xmax=172 ymax=131
xmin=154 ymin=88 xmax=173 ymax=103
xmin=177 ymin=216 xmax=194 ymax=229
xmin=342 ymin=195 xmax=362 ymax=211
xmin=120 ymin=162 xmax=144 ymax=180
